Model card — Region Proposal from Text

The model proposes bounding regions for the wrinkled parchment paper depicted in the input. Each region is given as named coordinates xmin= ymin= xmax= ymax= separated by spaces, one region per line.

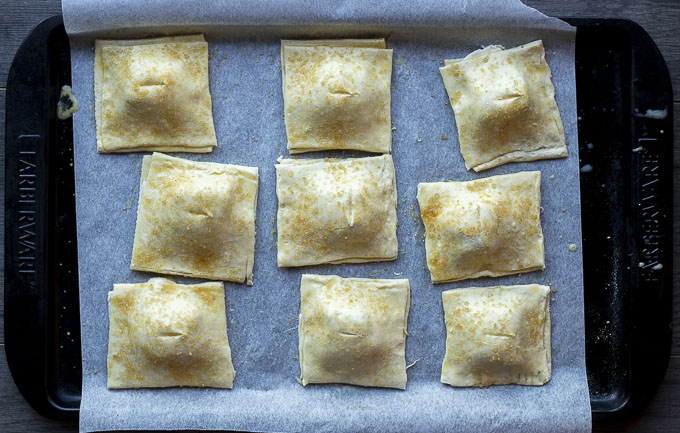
xmin=63 ymin=0 xmax=591 ymax=431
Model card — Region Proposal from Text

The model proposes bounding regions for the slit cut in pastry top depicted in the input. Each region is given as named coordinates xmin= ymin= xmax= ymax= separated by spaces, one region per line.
xmin=107 ymin=277 xmax=236 ymax=389
xmin=275 ymin=154 xmax=398 ymax=267
xmin=131 ymin=152 xmax=258 ymax=284
xmin=417 ymin=171 xmax=544 ymax=283
xmin=441 ymin=284 xmax=551 ymax=387
xmin=94 ymin=34 xmax=217 ymax=153
xmin=298 ymin=274 xmax=410 ymax=389
xmin=281 ymin=39 xmax=393 ymax=153
xmin=440 ymin=40 xmax=567 ymax=171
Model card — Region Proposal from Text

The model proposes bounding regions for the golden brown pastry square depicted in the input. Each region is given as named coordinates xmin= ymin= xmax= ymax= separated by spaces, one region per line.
xmin=107 ymin=277 xmax=235 ymax=389
xmin=440 ymin=41 xmax=567 ymax=171
xmin=95 ymin=35 xmax=217 ymax=153
xmin=441 ymin=284 xmax=551 ymax=387
xmin=417 ymin=171 xmax=544 ymax=283
xmin=298 ymin=274 xmax=410 ymax=389
xmin=281 ymin=39 xmax=393 ymax=153
xmin=276 ymin=155 xmax=398 ymax=267
xmin=131 ymin=153 xmax=258 ymax=284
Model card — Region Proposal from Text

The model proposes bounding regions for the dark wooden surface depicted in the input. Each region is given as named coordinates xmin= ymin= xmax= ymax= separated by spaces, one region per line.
xmin=1 ymin=1 xmax=678 ymax=432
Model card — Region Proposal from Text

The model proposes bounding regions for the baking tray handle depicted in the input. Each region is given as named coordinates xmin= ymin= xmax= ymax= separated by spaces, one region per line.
xmin=4 ymin=15 xmax=81 ymax=420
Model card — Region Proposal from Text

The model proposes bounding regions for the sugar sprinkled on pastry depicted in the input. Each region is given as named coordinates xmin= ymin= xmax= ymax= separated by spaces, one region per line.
xmin=440 ymin=40 xmax=567 ymax=171
xmin=417 ymin=171 xmax=544 ymax=283
xmin=131 ymin=153 xmax=258 ymax=284
xmin=281 ymin=39 xmax=393 ymax=153
xmin=298 ymin=274 xmax=410 ymax=389
xmin=107 ymin=277 xmax=235 ymax=389
xmin=95 ymin=35 xmax=217 ymax=153
xmin=441 ymin=284 xmax=551 ymax=387
xmin=276 ymin=155 xmax=397 ymax=267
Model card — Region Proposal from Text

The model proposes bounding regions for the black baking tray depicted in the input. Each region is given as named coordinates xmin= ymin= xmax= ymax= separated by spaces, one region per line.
xmin=3 ymin=15 xmax=673 ymax=424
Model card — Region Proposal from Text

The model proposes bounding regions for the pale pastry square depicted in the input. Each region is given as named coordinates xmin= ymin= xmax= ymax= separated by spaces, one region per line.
xmin=298 ymin=274 xmax=410 ymax=389
xmin=131 ymin=153 xmax=258 ymax=284
xmin=95 ymin=35 xmax=217 ymax=153
xmin=441 ymin=284 xmax=551 ymax=387
xmin=107 ymin=277 xmax=236 ymax=389
xmin=276 ymin=154 xmax=398 ymax=267
xmin=281 ymin=39 xmax=393 ymax=153
xmin=440 ymin=40 xmax=567 ymax=171
xmin=417 ymin=171 xmax=544 ymax=283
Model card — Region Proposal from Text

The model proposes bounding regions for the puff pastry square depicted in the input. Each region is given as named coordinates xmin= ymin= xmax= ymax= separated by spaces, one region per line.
xmin=131 ymin=153 xmax=258 ymax=284
xmin=281 ymin=39 xmax=393 ymax=153
xmin=95 ymin=35 xmax=217 ymax=153
xmin=107 ymin=277 xmax=235 ymax=389
xmin=276 ymin=155 xmax=398 ymax=267
xmin=441 ymin=284 xmax=551 ymax=387
xmin=417 ymin=171 xmax=544 ymax=283
xmin=440 ymin=40 xmax=567 ymax=171
xmin=298 ymin=274 xmax=410 ymax=389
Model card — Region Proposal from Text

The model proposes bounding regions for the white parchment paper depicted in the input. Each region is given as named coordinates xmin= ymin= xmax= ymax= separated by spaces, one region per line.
xmin=63 ymin=0 xmax=591 ymax=431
